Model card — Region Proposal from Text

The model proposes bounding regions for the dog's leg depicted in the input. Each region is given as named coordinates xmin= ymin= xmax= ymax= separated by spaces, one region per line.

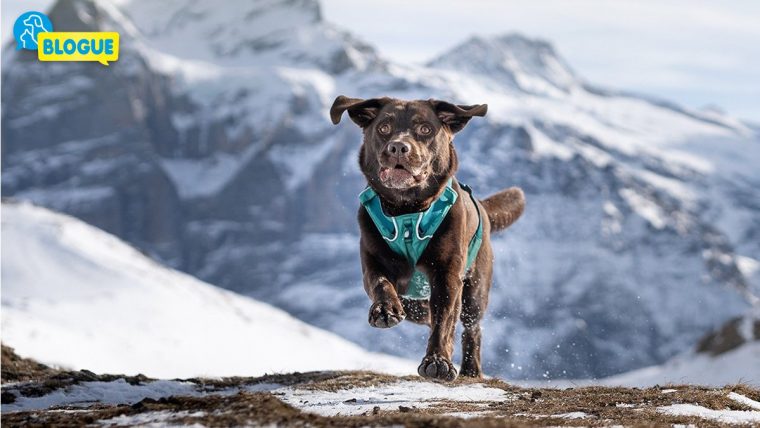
xmin=367 ymin=280 xmax=405 ymax=328
xmin=459 ymin=244 xmax=493 ymax=377
xmin=418 ymin=271 xmax=463 ymax=381
xmin=362 ymin=253 xmax=406 ymax=328
xmin=460 ymin=279 xmax=485 ymax=377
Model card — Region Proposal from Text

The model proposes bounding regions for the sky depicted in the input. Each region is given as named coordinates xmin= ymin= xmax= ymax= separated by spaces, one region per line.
xmin=3 ymin=0 xmax=759 ymax=121
xmin=321 ymin=0 xmax=760 ymax=122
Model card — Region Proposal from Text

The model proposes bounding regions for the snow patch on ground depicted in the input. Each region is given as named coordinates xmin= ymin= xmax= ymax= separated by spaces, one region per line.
xmin=2 ymin=378 xmax=287 ymax=414
xmin=729 ymin=392 xmax=760 ymax=410
xmin=2 ymin=379 xmax=201 ymax=413
xmin=3 ymin=376 xmax=517 ymax=420
xmin=442 ymin=410 xmax=499 ymax=419
xmin=554 ymin=411 xmax=590 ymax=419
xmin=658 ymin=403 xmax=760 ymax=425
xmin=276 ymin=380 xmax=513 ymax=416
xmin=514 ymin=411 xmax=592 ymax=420
xmin=99 ymin=410 xmax=207 ymax=427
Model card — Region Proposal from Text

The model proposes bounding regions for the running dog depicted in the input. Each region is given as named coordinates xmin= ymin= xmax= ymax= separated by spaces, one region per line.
xmin=330 ymin=96 xmax=524 ymax=381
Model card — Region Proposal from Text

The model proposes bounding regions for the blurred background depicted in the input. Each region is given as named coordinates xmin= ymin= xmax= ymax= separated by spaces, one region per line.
xmin=2 ymin=0 xmax=759 ymax=383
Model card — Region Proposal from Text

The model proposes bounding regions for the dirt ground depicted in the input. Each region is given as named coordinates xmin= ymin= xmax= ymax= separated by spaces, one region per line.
xmin=2 ymin=345 xmax=759 ymax=427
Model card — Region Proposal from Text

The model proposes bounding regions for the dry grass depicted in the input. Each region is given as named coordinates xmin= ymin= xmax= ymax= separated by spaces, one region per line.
xmin=1 ymin=345 xmax=58 ymax=384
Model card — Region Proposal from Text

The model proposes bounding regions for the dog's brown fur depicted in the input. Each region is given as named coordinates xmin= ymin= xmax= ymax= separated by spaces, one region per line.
xmin=331 ymin=96 xmax=525 ymax=381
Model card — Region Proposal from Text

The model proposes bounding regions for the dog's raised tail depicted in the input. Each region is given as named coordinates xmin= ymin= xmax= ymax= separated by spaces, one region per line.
xmin=481 ymin=187 xmax=525 ymax=233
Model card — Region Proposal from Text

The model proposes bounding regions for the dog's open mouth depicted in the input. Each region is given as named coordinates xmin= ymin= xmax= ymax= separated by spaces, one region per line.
xmin=379 ymin=165 xmax=426 ymax=186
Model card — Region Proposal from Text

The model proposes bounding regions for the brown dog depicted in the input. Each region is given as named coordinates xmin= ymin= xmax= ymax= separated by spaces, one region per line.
xmin=330 ymin=96 xmax=524 ymax=381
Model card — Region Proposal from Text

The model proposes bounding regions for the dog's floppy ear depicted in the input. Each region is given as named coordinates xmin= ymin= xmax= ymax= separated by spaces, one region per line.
xmin=429 ymin=99 xmax=488 ymax=134
xmin=330 ymin=96 xmax=390 ymax=128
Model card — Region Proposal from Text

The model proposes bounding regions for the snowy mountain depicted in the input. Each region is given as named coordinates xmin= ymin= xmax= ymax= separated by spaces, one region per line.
xmin=0 ymin=202 xmax=415 ymax=378
xmin=2 ymin=0 xmax=759 ymax=380
xmin=600 ymin=310 xmax=760 ymax=387
xmin=427 ymin=34 xmax=579 ymax=96
xmin=602 ymin=343 xmax=760 ymax=388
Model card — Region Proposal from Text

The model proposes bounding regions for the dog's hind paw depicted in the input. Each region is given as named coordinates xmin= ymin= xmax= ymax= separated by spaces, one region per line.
xmin=368 ymin=300 xmax=405 ymax=328
xmin=418 ymin=354 xmax=457 ymax=382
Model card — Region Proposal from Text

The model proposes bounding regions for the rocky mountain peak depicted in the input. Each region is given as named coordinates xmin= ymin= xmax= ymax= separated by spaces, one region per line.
xmin=427 ymin=33 xmax=579 ymax=94
xmin=103 ymin=0 xmax=378 ymax=72
xmin=47 ymin=0 xmax=112 ymax=32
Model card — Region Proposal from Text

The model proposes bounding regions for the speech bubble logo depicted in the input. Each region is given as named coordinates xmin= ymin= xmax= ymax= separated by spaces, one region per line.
xmin=37 ymin=32 xmax=120 ymax=66
xmin=13 ymin=11 xmax=53 ymax=51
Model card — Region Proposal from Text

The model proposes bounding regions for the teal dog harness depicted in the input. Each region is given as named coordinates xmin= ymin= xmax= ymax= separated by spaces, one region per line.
xmin=359 ymin=178 xmax=483 ymax=300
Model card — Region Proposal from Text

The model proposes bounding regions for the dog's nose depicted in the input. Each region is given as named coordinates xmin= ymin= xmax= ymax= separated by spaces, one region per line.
xmin=387 ymin=141 xmax=411 ymax=156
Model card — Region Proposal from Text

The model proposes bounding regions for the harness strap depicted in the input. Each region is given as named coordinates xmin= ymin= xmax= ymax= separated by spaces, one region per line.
xmin=460 ymin=182 xmax=484 ymax=272
xmin=359 ymin=178 xmax=483 ymax=299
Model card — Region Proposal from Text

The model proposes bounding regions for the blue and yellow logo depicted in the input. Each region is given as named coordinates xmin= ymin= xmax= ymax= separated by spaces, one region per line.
xmin=13 ymin=11 xmax=119 ymax=66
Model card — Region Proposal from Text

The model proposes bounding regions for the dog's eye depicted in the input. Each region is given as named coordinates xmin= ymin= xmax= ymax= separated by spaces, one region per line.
xmin=378 ymin=122 xmax=392 ymax=135
xmin=417 ymin=124 xmax=432 ymax=136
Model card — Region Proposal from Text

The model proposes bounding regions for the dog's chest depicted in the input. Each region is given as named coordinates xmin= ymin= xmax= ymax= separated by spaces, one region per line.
xmin=359 ymin=179 xmax=484 ymax=300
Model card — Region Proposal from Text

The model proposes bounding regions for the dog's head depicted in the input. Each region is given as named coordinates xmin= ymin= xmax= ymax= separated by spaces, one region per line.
xmin=330 ymin=96 xmax=487 ymax=197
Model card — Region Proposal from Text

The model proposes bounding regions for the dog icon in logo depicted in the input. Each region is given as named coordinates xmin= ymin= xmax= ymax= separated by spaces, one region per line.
xmin=13 ymin=11 xmax=54 ymax=51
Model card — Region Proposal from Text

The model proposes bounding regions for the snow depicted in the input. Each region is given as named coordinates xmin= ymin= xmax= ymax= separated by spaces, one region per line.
xmin=2 ymin=379 xmax=201 ymax=413
xmin=268 ymin=135 xmax=339 ymax=191
xmin=161 ymin=153 xmax=250 ymax=199
xmin=100 ymin=411 xmax=207 ymax=427
xmin=0 ymin=202 xmax=416 ymax=378
xmin=276 ymin=380 xmax=513 ymax=416
xmin=658 ymin=403 xmax=760 ymax=425
xmin=2 ymin=375 xmax=515 ymax=420
xmin=525 ymin=124 xmax=575 ymax=160
xmin=599 ymin=342 xmax=760 ymax=387
xmin=631 ymin=168 xmax=697 ymax=204
xmin=554 ymin=411 xmax=590 ymax=419
xmin=15 ymin=187 xmax=116 ymax=210
xmin=428 ymin=34 xmax=579 ymax=96
xmin=2 ymin=377 xmax=282 ymax=413
xmin=514 ymin=411 xmax=592 ymax=420
xmin=517 ymin=340 xmax=760 ymax=389
xmin=728 ymin=392 xmax=760 ymax=411
xmin=110 ymin=0 xmax=321 ymax=65
xmin=619 ymin=188 xmax=667 ymax=229
xmin=736 ymin=256 xmax=760 ymax=278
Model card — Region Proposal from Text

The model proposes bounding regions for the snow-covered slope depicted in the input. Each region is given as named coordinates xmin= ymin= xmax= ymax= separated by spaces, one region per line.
xmin=2 ymin=0 xmax=759 ymax=380
xmin=507 ymin=312 xmax=760 ymax=387
xmin=600 ymin=311 xmax=760 ymax=387
xmin=600 ymin=342 xmax=760 ymax=387
xmin=0 ymin=202 xmax=415 ymax=378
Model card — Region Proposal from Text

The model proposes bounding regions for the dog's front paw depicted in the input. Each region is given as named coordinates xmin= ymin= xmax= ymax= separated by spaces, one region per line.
xmin=418 ymin=354 xmax=457 ymax=382
xmin=368 ymin=299 xmax=405 ymax=328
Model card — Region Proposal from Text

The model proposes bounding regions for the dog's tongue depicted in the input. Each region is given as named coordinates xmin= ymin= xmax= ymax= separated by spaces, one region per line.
xmin=380 ymin=167 xmax=412 ymax=182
